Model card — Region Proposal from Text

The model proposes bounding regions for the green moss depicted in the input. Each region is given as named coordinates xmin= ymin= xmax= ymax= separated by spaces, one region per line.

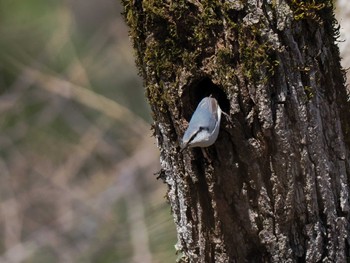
xmin=122 ymin=0 xmax=281 ymax=109
xmin=122 ymin=0 xmax=339 ymax=110
xmin=290 ymin=0 xmax=328 ymax=22
xmin=147 ymin=82 xmax=168 ymax=114
xmin=123 ymin=0 xmax=226 ymax=105
xmin=216 ymin=48 xmax=233 ymax=64
xmin=240 ymin=40 xmax=268 ymax=79
xmin=237 ymin=23 xmax=277 ymax=83
xmin=304 ymin=85 xmax=314 ymax=100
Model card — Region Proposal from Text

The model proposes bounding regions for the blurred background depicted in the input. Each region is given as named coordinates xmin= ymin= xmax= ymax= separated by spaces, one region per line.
xmin=0 ymin=0 xmax=177 ymax=262
xmin=0 ymin=1 xmax=349 ymax=263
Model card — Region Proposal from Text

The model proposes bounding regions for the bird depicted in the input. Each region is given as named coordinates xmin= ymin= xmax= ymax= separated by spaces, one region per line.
xmin=181 ymin=96 xmax=222 ymax=151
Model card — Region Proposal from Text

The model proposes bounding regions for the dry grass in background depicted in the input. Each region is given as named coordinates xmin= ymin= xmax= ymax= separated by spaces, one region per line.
xmin=0 ymin=1 xmax=349 ymax=263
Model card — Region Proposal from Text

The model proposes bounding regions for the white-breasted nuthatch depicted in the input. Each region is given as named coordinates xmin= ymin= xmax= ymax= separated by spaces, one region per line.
xmin=181 ymin=96 xmax=222 ymax=150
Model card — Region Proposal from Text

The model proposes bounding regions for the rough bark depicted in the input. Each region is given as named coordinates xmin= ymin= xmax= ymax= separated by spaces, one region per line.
xmin=122 ymin=0 xmax=350 ymax=262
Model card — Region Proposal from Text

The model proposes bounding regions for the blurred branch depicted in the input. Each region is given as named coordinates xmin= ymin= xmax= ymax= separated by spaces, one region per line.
xmin=51 ymin=116 xmax=114 ymax=187
xmin=126 ymin=188 xmax=153 ymax=263
xmin=5 ymin=59 xmax=150 ymax=136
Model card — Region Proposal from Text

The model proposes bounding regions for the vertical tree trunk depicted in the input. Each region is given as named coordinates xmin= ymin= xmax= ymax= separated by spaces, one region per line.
xmin=122 ymin=0 xmax=350 ymax=262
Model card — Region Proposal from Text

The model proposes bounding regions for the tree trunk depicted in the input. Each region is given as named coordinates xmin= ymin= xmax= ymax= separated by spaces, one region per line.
xmin=122 ymin=0 xmax=350 ymax=262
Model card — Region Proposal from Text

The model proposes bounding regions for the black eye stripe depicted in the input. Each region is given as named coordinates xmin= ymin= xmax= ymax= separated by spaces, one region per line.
xmin=187 ymin=130 xmax=200 ymax=146
xmin=199 ymin=126 xmax=209 ymax=132
xmin=184 ymin=126 xmax=210 ymax=149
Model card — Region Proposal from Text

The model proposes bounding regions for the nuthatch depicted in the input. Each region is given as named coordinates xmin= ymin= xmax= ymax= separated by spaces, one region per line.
xmin=181 ymin=96 xmax=222 ymax=150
